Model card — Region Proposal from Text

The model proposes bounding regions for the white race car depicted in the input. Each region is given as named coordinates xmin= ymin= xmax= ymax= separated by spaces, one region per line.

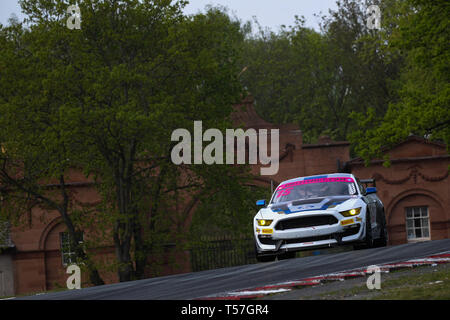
xmin=254 ymin=173 xmax=388 ymax=262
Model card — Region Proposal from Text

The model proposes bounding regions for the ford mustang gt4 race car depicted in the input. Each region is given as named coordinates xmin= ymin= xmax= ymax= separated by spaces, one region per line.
xmin=254 ymin=173 xmax=388 ymax=262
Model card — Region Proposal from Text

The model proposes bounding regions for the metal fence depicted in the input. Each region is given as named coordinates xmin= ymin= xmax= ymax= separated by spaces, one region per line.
xmin=189 ymin=237 xmax=257 ymax=272
xmin=188 ymin=237 xmax=356 ymax=272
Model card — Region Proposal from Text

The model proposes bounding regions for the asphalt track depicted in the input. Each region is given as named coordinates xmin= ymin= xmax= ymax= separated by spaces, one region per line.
xmin=20 ymin=238 xmax=450 ymax=300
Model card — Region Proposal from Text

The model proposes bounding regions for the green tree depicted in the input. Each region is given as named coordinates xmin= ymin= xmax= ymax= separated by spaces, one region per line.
xmin=0 ymin=16 xmax=105 ymax=286
xmin=1 ymin=0 xmax=250 ymax=282
xmin=240 ymin=18 xmax=327 ymax=136
xmin=241 ymin=0 xmax=397 ymax=144
xmin=350 ymin=0 xmax=449 ymax=162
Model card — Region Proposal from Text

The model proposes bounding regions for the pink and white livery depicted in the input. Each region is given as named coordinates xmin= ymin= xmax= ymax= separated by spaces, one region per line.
xmin=254 ymin=173 xmax=388 ymax=262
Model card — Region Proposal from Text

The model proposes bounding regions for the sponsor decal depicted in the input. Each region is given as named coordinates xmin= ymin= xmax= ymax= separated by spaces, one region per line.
xmin=341 ymin=218 xmax=355 ymax=226
xmin=277 ymin=177 xmax=354 ymax=191
xmin=275 ymin=177 xmax=355 ymax=198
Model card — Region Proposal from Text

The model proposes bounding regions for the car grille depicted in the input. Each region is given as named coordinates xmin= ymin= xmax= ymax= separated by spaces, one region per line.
xmin=258 ymin=236 xmax=278 ymax=245
xmin=257 ymin=224 xmax=361 ymax=247
xmin=274 ymin=215 xmax=338 ymax=230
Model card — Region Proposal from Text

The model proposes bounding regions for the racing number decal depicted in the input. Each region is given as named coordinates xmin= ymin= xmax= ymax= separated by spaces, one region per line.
xmin=348 ymin=184 xmax=357 ymax=195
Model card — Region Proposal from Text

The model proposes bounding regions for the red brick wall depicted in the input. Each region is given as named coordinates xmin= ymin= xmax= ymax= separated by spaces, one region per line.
xmin=349 ymin=139 xmax=449 ymax=245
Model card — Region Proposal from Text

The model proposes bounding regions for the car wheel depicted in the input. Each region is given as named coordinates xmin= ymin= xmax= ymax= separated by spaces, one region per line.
xmin=277 ymin=251 xmax=296 ymax=260
xmin=255 ymin=244 xmax=276 ymax=262
xmin=374 ymin=211 xmax=388 ymax=247
xmin=353 ymin=211 xmax=374 ymax=250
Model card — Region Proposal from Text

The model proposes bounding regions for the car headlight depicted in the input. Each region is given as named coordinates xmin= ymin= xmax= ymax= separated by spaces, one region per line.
xmin=256 ymin=219 xmax=273 ymax=226
xmin=339 ymin=207 xmax=361 ymax=217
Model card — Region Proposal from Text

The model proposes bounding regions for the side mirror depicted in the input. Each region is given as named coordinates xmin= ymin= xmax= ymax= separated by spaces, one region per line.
xmin=366 ymin=187 xmax=377 ymax=194
xmin=256 ymin=199 xmax=266 ymax=207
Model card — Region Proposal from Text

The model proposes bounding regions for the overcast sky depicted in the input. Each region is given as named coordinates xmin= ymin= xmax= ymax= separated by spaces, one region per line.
xmin=0 ymin=0 xmax=338 ymax=31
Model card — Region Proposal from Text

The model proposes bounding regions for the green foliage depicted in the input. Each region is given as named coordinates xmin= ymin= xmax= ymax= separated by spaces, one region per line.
xmin=240 ymin=0 xmax=448 ymax=159
xmin=241 ymin=1 xmax=397 ymax=145
xmin=1 ymin=0 xmax=257 ymax=281
xmin=189 ymin=174 xmax=270 ymax=240
xmin=349 ymin=0 xmax=450 ymax=160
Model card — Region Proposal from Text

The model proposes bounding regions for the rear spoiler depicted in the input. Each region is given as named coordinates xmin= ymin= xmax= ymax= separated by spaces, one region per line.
xmin=360 ymin=179 xmax=376 ymax=187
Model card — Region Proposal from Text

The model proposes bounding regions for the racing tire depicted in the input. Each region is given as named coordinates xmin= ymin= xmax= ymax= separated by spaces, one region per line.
xmin=374 ymin=211 xmax=388 ymax=247
xmin=255 ymin=244 xmax=276 ymax=262
xmin=277 ymin=251 xmax=296 ymax=260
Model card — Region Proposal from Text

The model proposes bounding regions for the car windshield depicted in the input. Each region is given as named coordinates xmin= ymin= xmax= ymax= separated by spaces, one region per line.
xmin=271 ymin=178 xmax=357 ymax=204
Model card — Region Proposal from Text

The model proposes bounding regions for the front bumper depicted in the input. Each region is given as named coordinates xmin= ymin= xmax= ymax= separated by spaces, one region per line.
xmin=254 ymin=210 xmax=365 ymax=254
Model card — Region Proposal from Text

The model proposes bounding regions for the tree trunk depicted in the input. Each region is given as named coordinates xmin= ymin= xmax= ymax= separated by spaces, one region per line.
xmin=133 ymin=221 xmax=147 ymax=280
xmin=59 ymin=175 xmax=105 ymax=286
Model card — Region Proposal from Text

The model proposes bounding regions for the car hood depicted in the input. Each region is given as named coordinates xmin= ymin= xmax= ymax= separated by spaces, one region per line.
xmin=266 ymin=195 xmax=358 ymax=215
